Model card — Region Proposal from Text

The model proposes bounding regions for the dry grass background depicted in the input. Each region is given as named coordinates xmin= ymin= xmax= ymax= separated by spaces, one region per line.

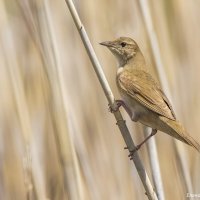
xmin=0 ymin=0 xmax=200 ymax=199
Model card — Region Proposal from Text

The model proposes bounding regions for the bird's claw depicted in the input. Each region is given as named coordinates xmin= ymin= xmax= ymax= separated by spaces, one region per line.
xmin=127 ymin=146 xmax=140 ymax=160
xmin=124 ymin=146 xmax=140 ymax=160
xmin=108 ymin=104 xmax=118 ymax=113
xmin=108 ymin=100 xmax=124 ymax=113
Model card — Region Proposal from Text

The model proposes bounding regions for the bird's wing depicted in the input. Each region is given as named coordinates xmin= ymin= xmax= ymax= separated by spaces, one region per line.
xmin=118 ymin=69 xmax=176 ymax=120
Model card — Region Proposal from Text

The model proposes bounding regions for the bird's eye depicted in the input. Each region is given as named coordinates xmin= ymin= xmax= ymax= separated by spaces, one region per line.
xmin=120 ymin=42 xmax=126 ymax=47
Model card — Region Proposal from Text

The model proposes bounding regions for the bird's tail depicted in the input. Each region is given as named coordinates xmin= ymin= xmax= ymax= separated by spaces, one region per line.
xmin=159 ymin=116 xmax=200 ymax=152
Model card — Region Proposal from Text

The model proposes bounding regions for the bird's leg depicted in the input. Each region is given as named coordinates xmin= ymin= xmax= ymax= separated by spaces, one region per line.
xmin=109 ymin=100 xmax=140 ymax=122
xmin=109 ymin=100 xmax=131 ymax=115
xmin=128 ymin=129 xmax=157 ymax=159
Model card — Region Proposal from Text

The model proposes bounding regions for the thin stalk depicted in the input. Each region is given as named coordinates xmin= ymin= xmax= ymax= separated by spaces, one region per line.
xmin=42 ymin=0 xmax=87 ymax=199
xmin=143 ymin=127 xmax=165 ymax=200
xmin=64 ymin=0 xmax=158 ymax=199
xmin=137 ymin=0 xmax=193 ymax=195
xmin=1 ymin=23 xmax=39 ymax=200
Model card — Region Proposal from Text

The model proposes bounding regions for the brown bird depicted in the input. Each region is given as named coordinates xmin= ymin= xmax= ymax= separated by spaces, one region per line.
xmin=100 ymin=37 xmax=200 ymax=152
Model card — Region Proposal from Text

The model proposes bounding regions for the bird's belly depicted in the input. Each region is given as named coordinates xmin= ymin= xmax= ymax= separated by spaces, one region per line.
xmin=121 ymin=93 xmax=146 ymax=115
xmin=121 ymin=93 xmax=159 ymax=129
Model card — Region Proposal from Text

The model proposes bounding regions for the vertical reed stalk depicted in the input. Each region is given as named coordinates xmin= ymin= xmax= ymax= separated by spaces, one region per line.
xmin=65 ymin=0 xmax=158 ymax=199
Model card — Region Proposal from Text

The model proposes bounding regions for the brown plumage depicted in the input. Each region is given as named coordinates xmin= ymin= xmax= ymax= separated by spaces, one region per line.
xmin=100 ymin=37 xmax=200 ymax=152
xmin=118 ymin=69 xmax=176 ymax=120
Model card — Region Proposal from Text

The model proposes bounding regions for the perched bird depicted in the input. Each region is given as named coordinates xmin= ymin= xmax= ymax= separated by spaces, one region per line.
xmin=100 ymin=37 xmax=200 ymax=152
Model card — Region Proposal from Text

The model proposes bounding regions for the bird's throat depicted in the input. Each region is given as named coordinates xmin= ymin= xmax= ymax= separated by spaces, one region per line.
xmin=117 ymin=66 xmax=124 ymax=76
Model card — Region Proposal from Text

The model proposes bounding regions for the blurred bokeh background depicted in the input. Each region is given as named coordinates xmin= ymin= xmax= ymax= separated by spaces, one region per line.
xmin=0 ymin=0 xmax=200 ymax=199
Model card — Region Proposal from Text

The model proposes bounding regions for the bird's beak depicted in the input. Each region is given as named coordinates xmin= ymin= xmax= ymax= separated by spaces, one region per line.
xmin=99 ymin=41 xmax=113 ymax=47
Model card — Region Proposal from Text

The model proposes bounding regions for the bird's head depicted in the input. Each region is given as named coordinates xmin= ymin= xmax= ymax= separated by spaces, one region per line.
xmin=100 ymin=37 xmax=139 ymax=66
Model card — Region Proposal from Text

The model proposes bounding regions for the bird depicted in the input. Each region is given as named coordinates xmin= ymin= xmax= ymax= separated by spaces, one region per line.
xmin=100 ymin=37 xmax=200 ymax=153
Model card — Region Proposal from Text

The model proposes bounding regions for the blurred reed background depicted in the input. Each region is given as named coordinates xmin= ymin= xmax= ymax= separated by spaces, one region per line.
xmin=0 ymin=0 xmax=200 ymax=199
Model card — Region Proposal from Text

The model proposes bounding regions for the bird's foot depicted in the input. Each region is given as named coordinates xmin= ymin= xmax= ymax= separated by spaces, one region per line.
xmin=128 ymin=145 xmax=141 ymax=160
xmin=124 ymin=146 xmax=140 ymax=160
xmin=124 ymin=129 xmax=157 ymax=160
xmin=108 ymin=100 xmax=125 ymax=113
